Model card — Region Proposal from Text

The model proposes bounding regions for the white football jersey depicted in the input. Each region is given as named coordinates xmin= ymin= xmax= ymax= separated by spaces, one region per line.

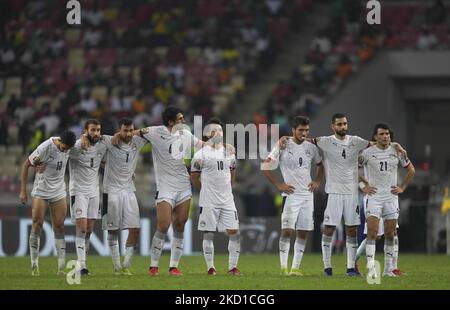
xmin=142 ymin=125 xmax=202 ymax=193
xmin=316 ymin=135 xmax=369 ymax=194
xmin=69 ymin=139 xmax=107 ymax=197
xmin=191 ymin=145 xmax=236 ymax=209
xmin=360 ymin=144 xmax=410 ymax=202
xmin=268 ymin=139 xmax=322 ymax=199
xmin=28 ymin=138 xmax=69 ymax=199
xmin=102 ymin=135 xmax=147 ymax=193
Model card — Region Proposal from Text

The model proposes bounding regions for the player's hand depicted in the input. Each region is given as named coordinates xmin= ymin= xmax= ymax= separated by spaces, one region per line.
xmin=362 ymin=185 xmax=377 ymax=195
xmin=111 ymin=132 xmax=121 ymax=146
xmin=278 ymin=136 xmax=289 ymax=150
xmin=391 ymin=185 xmax=404 ymax=195
xmin=80 ymin=134 xmax=90 ymax=150
xmin=19 ymin=191 xmax=27 ymax=205
xmin=308 ymin=180 xmax=320 ymax=192
xmin=277 ymin=183 xmax=295 ymax=194
xmin=35 ymin=163 xmax=46 ymax=173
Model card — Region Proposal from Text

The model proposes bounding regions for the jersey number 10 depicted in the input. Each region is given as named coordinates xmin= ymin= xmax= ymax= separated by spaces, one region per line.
xmin=217 ymin=161 xmax=224 ymax=170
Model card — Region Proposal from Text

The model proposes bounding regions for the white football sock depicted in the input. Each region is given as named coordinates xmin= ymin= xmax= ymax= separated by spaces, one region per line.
xmin=356 ymin=238 xmax=367 ymax=260
xmin=279 ymin=237 xmax=290 ymax=269
xmin=150 ymin=231 xmax=166 ymax=268
xmin=29 ymin=230 xmax=40 ymax=267
xmin=346 ymin=236 xmax=358 ymax=269
xmin=54 ymin=232 xmax=66 ymax=271
xmin=108 ymin=233 xmax=121 ymax=271
xmin=169 ymin=232 xmax=184 ymax=268
xmin=321 ymin=235 xmax=332 ymax=269
xmin=291 ymin=238 xmax=306 ymax=270
xmin=228 ymin=233 xmax=240 ymax=270
xmin=75 ymin=231 xmax=86 ymax=269
xmin=202 ymin=232 xmax=215 ymax=269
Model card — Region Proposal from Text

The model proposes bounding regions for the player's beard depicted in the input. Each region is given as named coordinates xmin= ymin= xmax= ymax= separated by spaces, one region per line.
xmin=87 ymin=135 xmax=100 ymax=145
xmin=122 ymin=136 xmax=132 ymax=144
xmin=335 ymin=129 xmax=347 ymax=137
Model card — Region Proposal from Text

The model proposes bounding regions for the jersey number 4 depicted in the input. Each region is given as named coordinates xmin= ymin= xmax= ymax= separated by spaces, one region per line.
xmin=341 ymin=149 xmax=346 ymax=159
xmin=56 ymin=161 xmax=63 ymax=171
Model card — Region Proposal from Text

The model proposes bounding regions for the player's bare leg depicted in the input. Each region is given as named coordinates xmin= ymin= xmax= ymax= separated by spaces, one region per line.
xmin=279 ymin=228 xmax=294 ymax=275
xmin=290 ymin=230 xmax=308 ymax=276
xmin=122 ymin=227 xmax=139 ymax=275
xmin=383 ymin=219 xmax=397 ymax=276
xmin=226 ymin=229 xmax=240 ymax=275
xmin=322 ymin=225 xmax=335 ymax=276
xmin=345 ymin=225 xmax=360 ymax=276
xmin=168 ymin=199 xmax=190 ymax=276
xmin=49 ymin=198 xmax=67 ymax=275
xmin=29 ymin=198 xmax=47 ymax=276
xmin=149 ymin=201 xmax=172 ymax=275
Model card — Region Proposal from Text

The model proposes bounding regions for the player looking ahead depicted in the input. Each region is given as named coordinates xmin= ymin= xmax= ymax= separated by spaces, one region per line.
xmin=263 ymin=116 xmax=323 ymax=276
xmin=191 ymin=118 xmax=241 ymax=275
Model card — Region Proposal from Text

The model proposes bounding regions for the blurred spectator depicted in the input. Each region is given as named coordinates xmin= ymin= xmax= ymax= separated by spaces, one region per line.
xmin=48 ymin=33 xmax=65 ymax=58
xmin=358 ymin=43 xmax=374 ymax=63
xmin=6 ymin=94 xmax=19 ymax=118
xmin=35 ymin=108 xmax=60 ymax=136
xmin=78 ymin=92 xmax=97 ymax=116
xmin=0 ymin=116 xmax=8 ymax=150
xmin=416 ymin=26 xmax=439 ymax=50
xmin=310 ymin=30 xmax=332 ymax=54
xmin=337 ymin=55 xmax=353 ymax=81
xmin=111 ymin=90 xmax=132 ymax=117
xmin=83 ymin=27 xmax=103 ymax=49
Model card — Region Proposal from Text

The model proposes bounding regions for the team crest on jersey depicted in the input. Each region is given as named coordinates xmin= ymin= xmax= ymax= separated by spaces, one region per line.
xmin=32 ymin=156 xmax=41 ymax=165
xmin=358 ymin=154 xmax=365 ymax=165
xmin=193 ymin=160 xmax=201 ymax=170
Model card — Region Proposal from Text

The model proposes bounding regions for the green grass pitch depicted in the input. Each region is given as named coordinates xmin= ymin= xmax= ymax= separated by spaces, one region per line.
xmin=1 ymin=254 xmax=449 ymax=290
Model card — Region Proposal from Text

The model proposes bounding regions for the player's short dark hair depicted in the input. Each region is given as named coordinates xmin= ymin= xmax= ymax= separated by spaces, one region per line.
xmin=60 ymin=130 xmax=76 ymax=147
xmin=84 ymin=119 xmax=101 ymax=130
xmin=291 ymin=116 xmax=310 ymax=129
xmin=162 ymin=106 xmax=183 ymax=126
xmin=332 ymin=113 xmax=346 ymax=123
xmin=372 ymin=123 xmax=391 ymax=140
xmin=118 ymin=118 xmax=133 ymax=128
xmin=205 ymin=117 xmax=224 ymax=129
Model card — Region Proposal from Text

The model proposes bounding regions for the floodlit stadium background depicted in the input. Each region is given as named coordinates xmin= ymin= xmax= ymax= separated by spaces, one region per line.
xmin=0 ymin=0 xmax=449 ymax=258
